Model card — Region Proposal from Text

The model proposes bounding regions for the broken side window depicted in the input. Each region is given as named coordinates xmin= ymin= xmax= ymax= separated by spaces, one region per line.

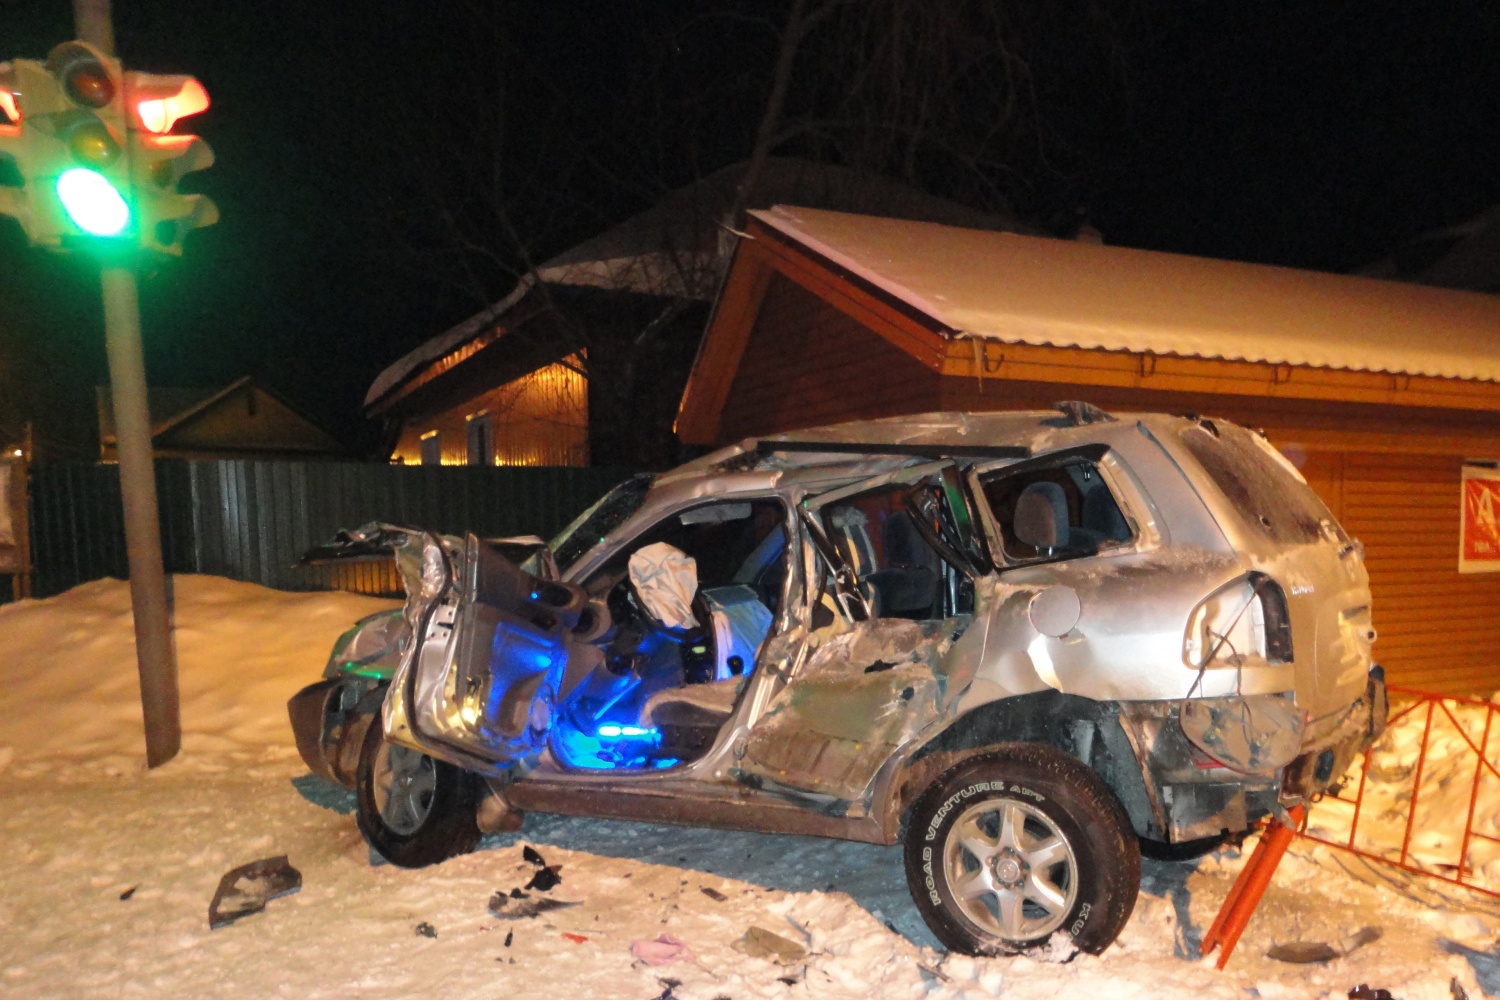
xmin=818 ymin=483 xmax=974 ymax=621
xmin=979 ymin=456 xmax=1132 ymax=564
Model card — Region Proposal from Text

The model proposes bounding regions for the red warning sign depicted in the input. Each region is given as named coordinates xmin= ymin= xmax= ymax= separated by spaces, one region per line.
xmin=1460 ymin=466 xmax=1500 ymax=573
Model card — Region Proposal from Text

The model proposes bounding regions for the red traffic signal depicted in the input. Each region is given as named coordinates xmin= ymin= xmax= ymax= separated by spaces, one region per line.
xmin=124 ymin=71 xmax=216 ymax=254
xmin=129 ymin=75 xmax=208 ymax=134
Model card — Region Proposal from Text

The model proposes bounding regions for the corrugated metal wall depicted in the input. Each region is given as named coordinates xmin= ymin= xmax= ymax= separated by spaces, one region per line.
xmin=18 ymin=461 xmax=632 ymax=600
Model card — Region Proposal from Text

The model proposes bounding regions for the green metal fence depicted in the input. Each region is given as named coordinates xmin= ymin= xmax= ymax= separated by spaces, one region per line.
xmin=15 ymin=460 xmax=633 ymax=599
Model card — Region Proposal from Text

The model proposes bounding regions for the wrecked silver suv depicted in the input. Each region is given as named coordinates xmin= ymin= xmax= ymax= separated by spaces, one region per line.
xmin=289 ymin=405 xmax=1386 ymax=957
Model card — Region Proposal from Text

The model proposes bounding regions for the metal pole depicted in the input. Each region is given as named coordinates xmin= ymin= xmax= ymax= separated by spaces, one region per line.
xmin=77 ymin=0 xmax=181 ymax=767
xmin=72 ymin=0 xmax=116 ymax=56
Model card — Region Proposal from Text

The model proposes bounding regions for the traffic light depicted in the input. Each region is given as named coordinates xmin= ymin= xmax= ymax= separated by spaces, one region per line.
xmin=124 ymin=72 xmax=217 ymax=255
xmin=0 ymin=61 xmax=26 ymax=231
xmin=0 ymin=43 xmax=130 ymax=246
xmin=45 ymin=41 xmax=131 ymax=239
xmin=0 ymin=43 xmax=216 ymax=254
xmin=0 ymin=58 xmax=68 ymax=244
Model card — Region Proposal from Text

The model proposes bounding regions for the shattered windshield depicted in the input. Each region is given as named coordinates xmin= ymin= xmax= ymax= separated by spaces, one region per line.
xmin=549 ymin=473 xmax=656 ymax=572
xmin=1180 ymin=422 xmax=1330 ymax=544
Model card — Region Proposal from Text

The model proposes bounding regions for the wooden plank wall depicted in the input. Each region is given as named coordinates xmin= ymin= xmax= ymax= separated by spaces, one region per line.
xmin=1312 ymin=451 xmax=1500 ymax=696
xmin=716 ymin=274 xmax=943 ymax=442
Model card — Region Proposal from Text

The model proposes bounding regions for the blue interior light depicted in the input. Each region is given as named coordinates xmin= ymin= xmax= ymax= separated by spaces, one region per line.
xmin=551 ymin=718 xmax=664 ymax=770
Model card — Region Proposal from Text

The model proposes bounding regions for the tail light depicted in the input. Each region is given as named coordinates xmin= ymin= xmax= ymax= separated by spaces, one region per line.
xmin=1183 ymin=573 xmax=1292 ymax=669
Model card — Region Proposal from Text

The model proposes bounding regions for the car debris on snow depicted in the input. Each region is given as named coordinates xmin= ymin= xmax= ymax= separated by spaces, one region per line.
xmin=733 ymin=926 xmax=808 ymax=964
xmin=630 ymin=933 xmax=693 ymax=966
xmin=699 ymin=886 xmax=727 ymax=902
xmin=487 ymin=845 xmax=579 ymax=919
xmin=414 ymin=922 xmax=437 ymax=938
xmin=1268 ymin=926 xmax=1382 ymax=964
xmin=526 ymin=866 xmax=563 ymax=891
xmin=487 ymin=894 xmax=580 ymax=920
xmin=207 ymin=855 xmax=302 ymax=930
xmin=118 ymin=885 xmax=137 ymax=901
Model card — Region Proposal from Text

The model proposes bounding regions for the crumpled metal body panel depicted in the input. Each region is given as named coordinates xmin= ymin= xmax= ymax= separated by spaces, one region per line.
xmin=737 ymin=617 xmax=972 ymax=800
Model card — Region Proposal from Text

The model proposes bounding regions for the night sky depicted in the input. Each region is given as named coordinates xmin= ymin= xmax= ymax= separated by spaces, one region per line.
xmin=3 ymin=1 xmax=1498 ymax=460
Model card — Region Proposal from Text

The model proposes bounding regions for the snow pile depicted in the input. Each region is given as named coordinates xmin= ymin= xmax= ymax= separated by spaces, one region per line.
xmin=0 ymin=576 xmax=1495 ymax=999
xmin=0 ymin=575 xmax=397 ymax=772
xmin=1306 ymin=694 xmax=1500 ymax=895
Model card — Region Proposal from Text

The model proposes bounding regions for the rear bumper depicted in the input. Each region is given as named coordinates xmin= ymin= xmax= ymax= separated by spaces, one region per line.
xmin=1282 ymin=665 xmax=1388 ymax=800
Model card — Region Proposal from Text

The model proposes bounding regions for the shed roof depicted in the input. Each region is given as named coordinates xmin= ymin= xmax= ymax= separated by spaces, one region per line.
xmin=753 ymin=206 xmax=1500 ymax=383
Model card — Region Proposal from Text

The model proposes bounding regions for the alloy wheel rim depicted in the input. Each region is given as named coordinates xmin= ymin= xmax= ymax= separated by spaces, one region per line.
xmin=942 ymin=797 xmax=1079 ymax=942
xmin=373 ymin=741 xmax=438 ymax=836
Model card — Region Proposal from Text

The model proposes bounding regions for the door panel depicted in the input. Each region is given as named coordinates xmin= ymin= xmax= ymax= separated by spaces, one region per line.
xmin=408 ymin=534 xmax=589 ymax=769
xmin=737 ymin=466 xmax=979 ymax=804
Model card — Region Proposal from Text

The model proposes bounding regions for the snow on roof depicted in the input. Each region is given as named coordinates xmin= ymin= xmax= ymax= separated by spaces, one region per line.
xmin=363 ymin=276 xmax=534 ymax=411
xmin=366 ymin=162 xmax=1027 ymax=411
xmin=753 ymin=205 xmax=1500 ymax=383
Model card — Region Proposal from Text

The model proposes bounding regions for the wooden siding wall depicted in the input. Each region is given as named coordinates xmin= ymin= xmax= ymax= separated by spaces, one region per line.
xmin=717 ymin=274 xmax=942 ymax=442
xmin=1311 ymin=452 xmax=1500 ymax=696
xmin=391 ymin=359 xmax=589 ymax=467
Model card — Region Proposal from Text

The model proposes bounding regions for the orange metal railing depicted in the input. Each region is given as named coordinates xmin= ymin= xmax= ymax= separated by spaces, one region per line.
xmin=1299 ymin=685 xmax=1500 ymax=901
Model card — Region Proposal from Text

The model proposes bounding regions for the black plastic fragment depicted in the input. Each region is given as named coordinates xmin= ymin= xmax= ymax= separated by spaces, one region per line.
xmin=526 ymin=866 xmax=562 ymax=892
xmin=523 ymin=845 xmax=547 ymax=867
xmin=700 ymin=886 xmax=728 ymax=902
xmin=487 ymin=893 xmax=579 ymax=920
xmin=208 ymin=856 xmax=302 ymax=930
xmin=1268 ymin=941 xmax=1339 ymax=964
xmin=119 ymin=885 xmax=137 ymax=901
xmin=415 ymin=922 xmax=437 ymax=939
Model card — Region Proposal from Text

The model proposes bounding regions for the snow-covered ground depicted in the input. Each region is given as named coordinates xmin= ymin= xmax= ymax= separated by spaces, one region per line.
xmin=0 ymin=576 xmax=1495 ymax=999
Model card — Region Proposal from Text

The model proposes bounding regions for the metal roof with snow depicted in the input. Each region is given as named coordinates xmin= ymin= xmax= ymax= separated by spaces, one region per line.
xmin=752 ymin=205 xmax=1500 ymax=383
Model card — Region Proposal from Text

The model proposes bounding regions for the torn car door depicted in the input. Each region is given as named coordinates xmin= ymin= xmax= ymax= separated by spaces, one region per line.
xmin=388 ymin=530 xmax=596 ymax=775
xmin=736 ymin=463 xmax=985 ymax=806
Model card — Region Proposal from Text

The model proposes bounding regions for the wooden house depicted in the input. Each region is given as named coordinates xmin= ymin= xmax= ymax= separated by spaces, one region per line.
xmin=96 ymin=376 xmax=346 ymax=461
xmin=677 ymin=206 xmax=1500 ymax=694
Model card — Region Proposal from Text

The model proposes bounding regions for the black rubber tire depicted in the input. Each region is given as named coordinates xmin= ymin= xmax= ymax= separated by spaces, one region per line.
xmin=903 ymin=743 xmax=1141 ymax=957
xmin=355 ymin=714 xmax=482 ymax=868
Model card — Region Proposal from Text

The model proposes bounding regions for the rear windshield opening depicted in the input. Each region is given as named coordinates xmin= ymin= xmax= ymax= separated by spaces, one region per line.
xmin=1179 ymin=423 xmax=1330 ymax=544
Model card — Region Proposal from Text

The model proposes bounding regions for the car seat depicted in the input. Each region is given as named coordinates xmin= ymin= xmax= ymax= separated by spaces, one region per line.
xmin=1013 ymin=480 xmax=1071 ymax=553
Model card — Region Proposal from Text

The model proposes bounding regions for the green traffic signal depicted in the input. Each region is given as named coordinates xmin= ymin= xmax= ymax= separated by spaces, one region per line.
xmin=56 ymin=167 xmax=129 ymax=236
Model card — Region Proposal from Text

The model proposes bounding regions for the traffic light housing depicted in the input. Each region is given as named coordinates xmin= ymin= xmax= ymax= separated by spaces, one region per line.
xmin=0 ymin=42 xmax=129 ymax=247
xmin=0 ymin=42 xmax=216 ymax=254
xmin=125 ymin=72 xmax=217 ymax=255
xmin=0 ymin=61 xmax=26 ymax=232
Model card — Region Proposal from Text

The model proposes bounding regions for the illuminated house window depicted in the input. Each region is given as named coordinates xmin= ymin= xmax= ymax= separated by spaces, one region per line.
xmin=419 ymin=430 xmax=441 ymax=466
xmin=466 ymin=411 xmax=493 ymax=466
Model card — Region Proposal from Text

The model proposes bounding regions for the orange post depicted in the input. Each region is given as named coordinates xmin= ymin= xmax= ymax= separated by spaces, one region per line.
xmin=1200 ymin=805 xmax=1306 ymax=970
